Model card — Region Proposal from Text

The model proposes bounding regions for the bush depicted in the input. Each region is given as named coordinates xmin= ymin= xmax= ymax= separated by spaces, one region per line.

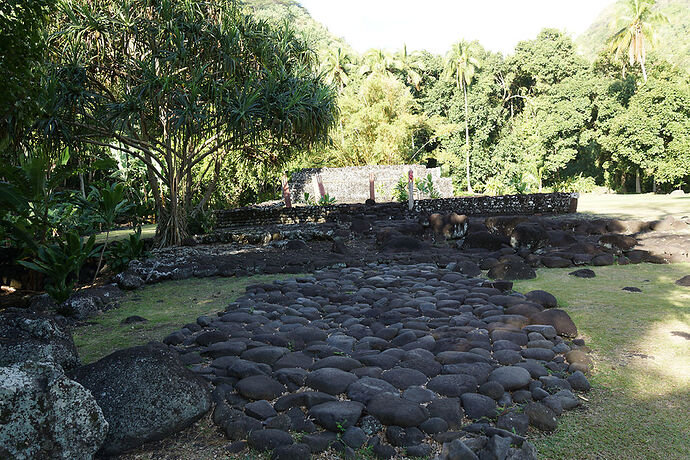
xmin=106 ymin=227 xmax=149 ymax=273
xmin=551 ymin=175 xmax=597 ymax=193
xmin=17 ymin=231 xmax=98 ymax=303
xmin=393 ymin=177 xmax=409 ymax=203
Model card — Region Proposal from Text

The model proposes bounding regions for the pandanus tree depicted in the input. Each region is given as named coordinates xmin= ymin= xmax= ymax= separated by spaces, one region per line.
xmin=607 ymin=0 xmax=668 ymax=82
xmin=443 ymin=40 xmax=481 ymax=193
xmin=41 ymin=0 xmax=337 ymax=246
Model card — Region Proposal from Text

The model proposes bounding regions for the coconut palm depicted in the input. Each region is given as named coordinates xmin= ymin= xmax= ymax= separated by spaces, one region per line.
xmin=393 ymin=44 xmax=425 ymax=91
xmin=607 ymin=0 xmax=668 ymax=82
xmin=322 ymin=47 xmax=352 ymax=92
xmin=360 ymin=48 xmax=395 ymax=77
xmin=443 ymin=40 xmax=481 ymax=193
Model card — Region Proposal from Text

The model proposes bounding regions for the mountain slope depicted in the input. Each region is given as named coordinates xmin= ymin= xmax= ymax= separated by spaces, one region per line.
xmin=240 ymin=0 xmax=353 ymax=55
xmin=576 ymin=0 xmax=690 ymax=71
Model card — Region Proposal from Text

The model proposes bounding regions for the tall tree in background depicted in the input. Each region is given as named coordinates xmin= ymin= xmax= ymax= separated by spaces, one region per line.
xmin=43 ymin=0 xmax=337 ymax=246
xmin=322 ymin=47 xmax=352 ymax=92
xmin=607 ymin=0 xmax=668 ymax=82
xmin=0 ymin=0 xmax=55 ymax=154
xmin=393 ymin=45 xmax=425 ymax=91
xmin=443 ymin=40 xmax=481 ymax=193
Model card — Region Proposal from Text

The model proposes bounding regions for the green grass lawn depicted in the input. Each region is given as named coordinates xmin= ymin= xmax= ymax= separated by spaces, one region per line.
xmin=72 ymin=274 xmax=295 ymax=363
xmin=94 ymin=223 xmax=157 ymax=243
xmin=578 ymin=193 xmax=690 ymax=220
xmin=513 ymin=263 xmax=690 ymax=460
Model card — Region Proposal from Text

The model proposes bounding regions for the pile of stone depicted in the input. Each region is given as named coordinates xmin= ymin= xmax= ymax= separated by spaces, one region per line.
xmin=0 ymin=310 xmax=212 ymax=459
xmin=164 ymin=263 xmax=593 ymax=459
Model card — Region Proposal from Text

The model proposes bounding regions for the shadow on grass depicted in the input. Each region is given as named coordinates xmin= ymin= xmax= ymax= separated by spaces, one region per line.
xmin=72 ymin=273 xmax=298 ymax=363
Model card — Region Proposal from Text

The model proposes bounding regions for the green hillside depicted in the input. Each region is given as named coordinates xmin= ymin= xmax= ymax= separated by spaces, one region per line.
xmin=240 ymin=0 xmax=353 ymax=55
xmin=576 ymin=0 xmax=690 ymax=71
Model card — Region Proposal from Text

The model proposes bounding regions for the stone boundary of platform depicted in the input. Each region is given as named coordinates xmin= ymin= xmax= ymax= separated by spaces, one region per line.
xmin=215 ymin=193 xmax=578 ymax=229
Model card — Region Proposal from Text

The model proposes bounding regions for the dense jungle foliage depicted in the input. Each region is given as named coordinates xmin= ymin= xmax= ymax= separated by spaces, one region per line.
xmin=1 ymin=0 xmax=689 ymax=301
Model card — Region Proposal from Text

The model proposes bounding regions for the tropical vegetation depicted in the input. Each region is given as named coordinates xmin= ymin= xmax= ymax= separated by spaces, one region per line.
xmin=1 ymin=0 xmax=689 ymax=302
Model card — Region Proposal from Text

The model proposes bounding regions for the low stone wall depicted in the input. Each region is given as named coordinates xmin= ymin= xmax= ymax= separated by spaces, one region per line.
xmin=215 ymin=193 xmax=578 ymax=229
xmin=289 ymin=165 xmax=454 ymax=203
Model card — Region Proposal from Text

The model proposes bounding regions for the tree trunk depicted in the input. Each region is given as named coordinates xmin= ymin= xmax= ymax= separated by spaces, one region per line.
xmin=155 ymin=170 xmax=188 ymax=247
xmin=640 ymin=59 xmax=648 ymax=83
xmin=463 ymin=81 xmax=473 ymax=194
xmin=635 ymin=169 xmax=641 ymax=193
xmin=652 ymin=177 xmax=657 ymax=194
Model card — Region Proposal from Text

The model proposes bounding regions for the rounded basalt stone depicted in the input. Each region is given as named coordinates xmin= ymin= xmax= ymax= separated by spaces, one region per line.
xmin=308 ymin=401 xmax=364 ymax=432
xmin=488 ymin=366 xmax=531 ymax=391
xmin=305 ymin=368 xmax=358 ymax=395
xmin=420 ymin=417 xmax=449 ymax=434
xmin=427 ymin=374 xmax=478 ymax=397
xmin=366 ymin=393 xmax=429 ymax=427
xmin=530 ymin=309 xmax=578 ymax=338
xmin=385 ymin=426 xmax=425 ymax=447
xmin=381 ymin=368 xmax=428 ymax=389
xmin=478 ymin=381 xmax=505 ymax=400
xmin=569 ymin=268 xmax=596 ymax=278
xmin=524 ymin=402 xmax=557 ymax=432
xmin=521 ymin=348 xmax=556 ymax=361
xmin=69 ymin=343 xmax=211 ymax=456
xmin=347 ymin=377 xmax=397 ymax=403
xmin=245 ymin=400 xmax=277 ymax=420
xmin=235 ymin=375 xmax=286 ymax=400
xmin=403 ymin=386 xmax=437 ymax=403
xmin=399 ymin=358 xmax=442 ymax=377
xmin=241 ymin=346 xmax=289 ymax=365
xmin=461 ymin=393 xmax=497 ymax=420
xmin=195 ymin=331 xmax=228 ymax=346
xmin=525 ymin=290 xmax=557 ymax=308
xmin=247 ymin=429 xmax=293 ymax=451
xmin=270 ymin=443 xmax=311 ymax=460
xmin=567 ymin=371 xmax=591 ymax=392
xmin=496 ymin=410 xmax=529 ymax=436
xmin=310 ymin=356 xmax=362 ymax=371
xmin=426 ymin=398 xmax=464 ymax=429
xmin=342 ymin=426 xmax=367 ymax=449
xmin=493 ymin=349 xmax=522 ymax=365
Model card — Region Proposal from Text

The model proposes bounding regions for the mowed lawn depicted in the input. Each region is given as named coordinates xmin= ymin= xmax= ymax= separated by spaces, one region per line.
xmin=514 ymin=264 xmax=690 ymax=460
xmin=577 ymin=193 xmax=690 ymax=220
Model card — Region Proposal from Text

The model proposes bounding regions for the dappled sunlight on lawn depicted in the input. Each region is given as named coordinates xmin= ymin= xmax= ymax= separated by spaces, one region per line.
xmin=513 ymin=263 xmax=690 ymax=459
xmin=628 ymin=318 xmax=690 ymax=396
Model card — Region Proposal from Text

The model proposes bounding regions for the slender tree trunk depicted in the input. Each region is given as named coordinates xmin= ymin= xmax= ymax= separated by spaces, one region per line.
xmin=652 ymin=177 xmax=657 ymax=194
xmin=635 ymin=169 xmax=641 ymax=193
xmin=640 ymin=60 xmax=648 ymax=83
xmin=79 ymin=173 xmax=86 ymax=199
xmin=463 ymin=82 xmax=473 ymax=194
xmin=93 ymin=231 xmax=109 ymax=285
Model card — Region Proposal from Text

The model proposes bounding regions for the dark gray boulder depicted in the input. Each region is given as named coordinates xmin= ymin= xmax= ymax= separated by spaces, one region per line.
xmin=69 ymin=343 xmax=212 ymax=456
xmin=367 ymin=393 xmax=429 ymax=427
xmin=0 ymin=309 xmax=80 ymax=370
xmin=0 ymin=360 xmax=108 ymax=459
xmin=308 ymin=401 xmax=364 ymax=432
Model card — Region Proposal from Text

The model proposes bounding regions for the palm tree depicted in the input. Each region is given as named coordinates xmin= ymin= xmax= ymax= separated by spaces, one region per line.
xmin=360 ymin=48 xmax=394 ymax=77
xmin=607 ymin=0 xmax=668 ymax=82
xmin=322 ymin=48 xmax=352 ymax=92
xmin=443 ymin=40 xmax=481 ymax=193
xmin=393 ymin=44 xmax=425 ymax=91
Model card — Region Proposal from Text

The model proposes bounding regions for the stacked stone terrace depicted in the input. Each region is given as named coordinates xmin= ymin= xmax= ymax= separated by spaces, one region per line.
xmin=289 ymin=165 xmax=454 ymax=203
